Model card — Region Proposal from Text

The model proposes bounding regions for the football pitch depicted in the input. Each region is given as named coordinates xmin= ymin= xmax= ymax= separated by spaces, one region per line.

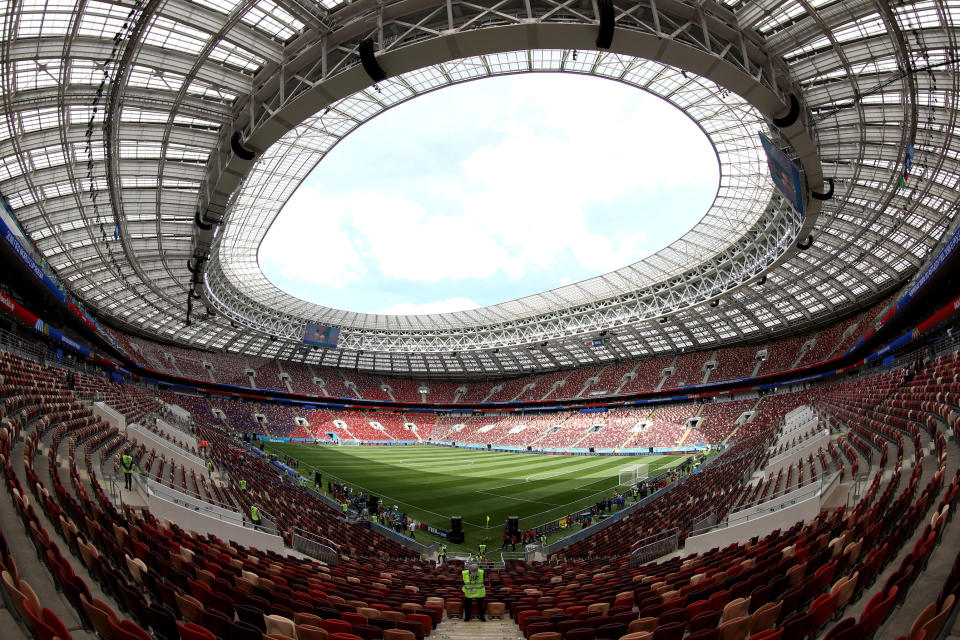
xmin=262 ymin=443 xmax=687 ymax=550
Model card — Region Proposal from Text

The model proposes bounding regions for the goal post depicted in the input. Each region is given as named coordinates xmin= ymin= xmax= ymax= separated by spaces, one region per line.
xmin=617 ymin=464 xmax=649 ymax=487
xmin=339 ymin=439 xmax=361 ymax=447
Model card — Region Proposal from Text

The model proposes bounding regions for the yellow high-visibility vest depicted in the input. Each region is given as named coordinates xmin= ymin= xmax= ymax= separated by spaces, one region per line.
xmin=462 ymin=570 xmax=485 ymax=598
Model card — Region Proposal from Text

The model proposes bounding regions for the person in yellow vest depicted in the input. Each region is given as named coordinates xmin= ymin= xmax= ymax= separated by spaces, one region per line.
xmin=250 ymin=504 xmax=262 ymax=531
xmin=461 ymin=561 xmax=486 ymax=622
xmin=240 ymin=479 xmax=246 ymax=492
xmin=121 ymin=454 xmax=134 ymax=490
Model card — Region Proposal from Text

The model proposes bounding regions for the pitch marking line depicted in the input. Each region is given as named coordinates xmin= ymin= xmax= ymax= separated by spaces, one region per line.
xmin=474 ymin=489 xmax=565 ymax=506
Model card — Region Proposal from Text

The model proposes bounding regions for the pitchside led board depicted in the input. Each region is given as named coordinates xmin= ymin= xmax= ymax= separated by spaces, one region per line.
xmin=759 ymin=133 xmax=805 ymax=217
xmin=303 ymin=323 xmax=341 ymax=349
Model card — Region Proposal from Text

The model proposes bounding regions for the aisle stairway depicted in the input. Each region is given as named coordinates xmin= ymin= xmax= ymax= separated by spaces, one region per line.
xmin=434 ymin=617 xmax=521 ymax=639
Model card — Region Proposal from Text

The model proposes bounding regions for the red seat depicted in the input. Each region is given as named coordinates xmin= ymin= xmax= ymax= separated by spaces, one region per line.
xmin=686 ymin=599 xmax=712 ymax=623
xmin=21 ymin=599 xmax=62 ymax=640
xmin=808 ymin=593 xmax=837 ymax=629
xmin=111 ymin=619 xmax=153 ymax=640
xmin=342 ymin=613 xmax=367 ymax=627
xmin=407 ymin=613 xmax=433 ymax=635
xmin=857 ymin=587 xmax=898 ymax=638
xmin=323 ymin=619 xmax=354 ymax=635
xmin=177 ymin=621 xmax=216 ymax=640
xmin=652 ymin=621 xmax=686 ymax=640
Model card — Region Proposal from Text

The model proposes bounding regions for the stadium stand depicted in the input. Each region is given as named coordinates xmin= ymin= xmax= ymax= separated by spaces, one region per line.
xmin=0 ymin=337 xmax=957 ymax=640
xmin=662 ymin=353 xmax=711 ymax=389
xmin=282 ymin=362 xmax=324 ymax=395
xmin=616 ymin=356 xmax=676 ymax=396
xmin=89 ymin=299 xmax=916 ymax=411
xmin=246 ymin=357 xmax=288 ymax=393
xmin=5 ymin=4 xmax=960 ymax=638
xmin=708 ymin=345 xmax=761 ymax=385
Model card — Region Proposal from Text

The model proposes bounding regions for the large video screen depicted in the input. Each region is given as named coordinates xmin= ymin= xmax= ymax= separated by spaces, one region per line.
xmin=303 ymin=323 xmax=341 ymax=348
xmin=759 ymin=132 xmax=805 ymax=216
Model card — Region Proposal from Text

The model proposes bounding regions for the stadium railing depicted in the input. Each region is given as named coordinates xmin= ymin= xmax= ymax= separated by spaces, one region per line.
xmin=499 ymin=550 xmax=527 ymax=566
xmin=690 ymin=508 xmax=716 ymax=532
xmin=139 ymin=473 xmax=247 ymax=523
xmin=292 ymin=527 xmax=340 ymax=565
xmin=545 ymin=473 xmax=681 ymax=557
xmin=691 ymin=470 xmax=839 ymax=537
xmin=629 ymin=528 xmax=679 ymax=566
xmin=370 ymin=520 xmax=431 ymax=556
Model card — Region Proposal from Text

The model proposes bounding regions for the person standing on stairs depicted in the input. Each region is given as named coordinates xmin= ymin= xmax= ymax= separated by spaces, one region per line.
xmin=462 ymin=561 xmax=486 ymax=622
xmin=121 ymin=453 xmax=134 ymax=490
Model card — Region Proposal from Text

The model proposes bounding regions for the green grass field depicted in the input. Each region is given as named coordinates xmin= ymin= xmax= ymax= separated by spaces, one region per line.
xmin=262 ymin=443 xmax=687 ymax=550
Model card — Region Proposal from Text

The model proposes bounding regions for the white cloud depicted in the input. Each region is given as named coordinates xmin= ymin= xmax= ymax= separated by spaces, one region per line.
xmin=258 ymin=186 xmax=366 ymax=287
xmin=260 ymin=73 xmax=719 ymax=311
xmin=375 ymin=297 xmax=480 ymax=315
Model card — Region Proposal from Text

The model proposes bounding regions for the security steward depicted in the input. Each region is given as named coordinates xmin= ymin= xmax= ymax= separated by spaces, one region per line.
xmin=461 ymin=561 xmax=486 ymax=622
xmin=121 ymin=453 xmax=134 ymax=490
xmin=438 ymin=544 xmax=447 ymax=565
xmin=240 ymin=479 xmax=247 ymax=492
xmin=250 ymin=504 xmax=262 ymax=531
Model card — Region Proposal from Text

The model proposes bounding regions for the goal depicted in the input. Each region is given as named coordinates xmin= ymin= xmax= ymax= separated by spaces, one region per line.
xmin=339 ymin=439 xmax=361 ymax=447
xmin=618 ymin=464 xmax=649 ymax=487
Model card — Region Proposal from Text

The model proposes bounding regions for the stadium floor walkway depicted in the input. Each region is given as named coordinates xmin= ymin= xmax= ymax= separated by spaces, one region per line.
xmin=435 ymin=616 xmax=522 ymax=639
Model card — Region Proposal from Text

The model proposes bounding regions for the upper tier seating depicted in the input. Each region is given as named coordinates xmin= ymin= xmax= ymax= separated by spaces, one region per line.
xmin=110 ymin=297 xmax=895 ymax=406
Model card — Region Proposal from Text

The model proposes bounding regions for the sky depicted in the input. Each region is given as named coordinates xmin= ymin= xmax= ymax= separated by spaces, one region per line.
xmin=258 ymin=72 xmax=720 ymax=315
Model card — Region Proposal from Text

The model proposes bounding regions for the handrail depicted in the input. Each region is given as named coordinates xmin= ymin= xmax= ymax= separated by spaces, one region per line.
xmin=690 ymin=470 xmax=839 ymax=537
xmin=292 ymin=526 xmax=340 ymax=551
xmin=141 ymin=474 xmax=242 ymax=520
xmin=630 ymin=528 xmax=679 ymax=566
xmin=130 ymin=424 xmax=204 ymax=466
xmin=370 ymin=521 xmax=430 ymax=555
xmin=731 ymin=470 xmax=836 ymax=517
xmin=767 ymin=429 xmax=829 ymax=466
xmin=292 ymin=527 xmax=339 ymax=565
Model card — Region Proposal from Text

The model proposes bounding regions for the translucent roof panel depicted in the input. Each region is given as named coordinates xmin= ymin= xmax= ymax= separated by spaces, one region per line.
xmin=0 ymin=0 xmax=956 ymax=375
xmin=215 ymin=52 xmax=773 ymax=329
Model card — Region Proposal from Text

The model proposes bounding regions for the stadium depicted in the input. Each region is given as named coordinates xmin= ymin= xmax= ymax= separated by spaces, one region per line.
xmin=1 ymin=0 xmax=960 ymax=640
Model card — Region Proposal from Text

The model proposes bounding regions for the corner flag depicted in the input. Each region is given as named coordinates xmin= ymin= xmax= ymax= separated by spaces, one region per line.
xmin=486 ymin=515 xmax=490 ymax=526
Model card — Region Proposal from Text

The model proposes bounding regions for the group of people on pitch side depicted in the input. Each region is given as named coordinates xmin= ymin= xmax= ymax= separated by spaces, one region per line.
xmin=500 ymin=529 xmax=541 ymax=550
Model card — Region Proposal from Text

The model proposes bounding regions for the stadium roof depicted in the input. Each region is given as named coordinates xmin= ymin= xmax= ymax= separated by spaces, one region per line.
xmin=1 ymin=0 xmax=957 ymax=376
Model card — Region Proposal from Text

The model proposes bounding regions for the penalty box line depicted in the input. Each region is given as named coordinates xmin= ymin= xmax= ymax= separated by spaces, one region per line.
xmin=474 ymin=489 xmax=565 ymax=506
xmin=503 ymin=456 xmax=684 ymax=528
xmin=293 ymin=458 xmax=490 ymax=530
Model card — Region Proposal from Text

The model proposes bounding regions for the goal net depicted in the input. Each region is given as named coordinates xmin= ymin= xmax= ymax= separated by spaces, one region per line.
xmin=339 ymin=439 xmax=361 ymax=446
xmin=617 ymin=464 xmax=649 ymax=487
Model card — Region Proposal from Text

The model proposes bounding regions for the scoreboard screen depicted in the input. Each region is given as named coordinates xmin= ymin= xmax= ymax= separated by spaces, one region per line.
xmin=303 ymin=323 xmax=340 ymax=348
